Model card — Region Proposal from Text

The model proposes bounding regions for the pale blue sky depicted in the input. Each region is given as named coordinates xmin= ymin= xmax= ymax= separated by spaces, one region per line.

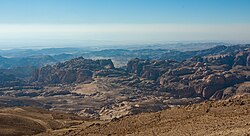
xmin=0 ymin=0 xmax=249 ymax=48
xmin=0 ymin=0 xmax=250 ymax=24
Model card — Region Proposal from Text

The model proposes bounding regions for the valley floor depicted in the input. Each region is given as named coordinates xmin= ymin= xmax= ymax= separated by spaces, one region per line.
xmin=36 ymin=94 xmax=250 ymax=136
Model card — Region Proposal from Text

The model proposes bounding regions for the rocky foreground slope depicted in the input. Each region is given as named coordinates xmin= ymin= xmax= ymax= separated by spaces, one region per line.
xmin=62 ymin=94 xmax=250 ymax=136
xmin=0 ymin=94 xmax=249 ymax=136
xmin=0 ymin=94 xmax=235 ymax=136
xmin=0 ymin=107 xmax=90 ymax=136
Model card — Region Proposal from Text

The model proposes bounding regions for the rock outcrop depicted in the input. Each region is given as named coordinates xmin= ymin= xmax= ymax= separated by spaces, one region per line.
xmin=31 ymin=57 xmax=116 ymax=85
xmin=1 ymin=45 xmax=250 ymax=122
xmin=237 ymin=82 xmax=250 ymax=94
xmin=128 ymin=46 xmax=250 ymax=99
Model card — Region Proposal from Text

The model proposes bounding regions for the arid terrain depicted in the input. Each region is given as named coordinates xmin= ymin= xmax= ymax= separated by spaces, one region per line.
xmin=0 ymin=107 xmax=89 ymax=136
xmin=0 ymin=94 xmax=249 ymax=136
xmin=0 ymin=44 xmax=250 ymax=135
xmin=57 ymin=94 xmax=250 ymax=136
xmin=1 ymin=0 xmax=249 ymax=135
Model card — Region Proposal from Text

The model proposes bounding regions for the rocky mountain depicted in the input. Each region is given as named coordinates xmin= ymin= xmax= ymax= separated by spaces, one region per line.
xmin=0 ymin=44 xmax=242 ymax=69
xmin=31 ymin=57 xmax=118 ymax=84
xmin=127 ymin=46 xmax=250 ymax=100
xmin=160 ymin=44 xmax=250 ymax=61
xmin=0 ymin=55 xmax=57 ymax=69
xmin=0 ymin=44 xmax=250 ymax=122
xmin=0 ymin=44 xmax=249 ymax=70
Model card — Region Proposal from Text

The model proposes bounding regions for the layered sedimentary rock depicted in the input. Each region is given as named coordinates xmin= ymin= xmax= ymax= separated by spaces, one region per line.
xmin=128 ymin=47 xmax=250 ymax=99
xmin=31 ymin=57 xmax=115 ymax=85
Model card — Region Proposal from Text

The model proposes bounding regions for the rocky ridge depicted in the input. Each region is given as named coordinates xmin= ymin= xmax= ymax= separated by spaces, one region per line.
xmin=31 ymin=57 xmax=119 ymax=84
xmin=127 ymin=46 xmax=250 ymax=100
xmin=0 ymin=45 xmax=250 ymax=120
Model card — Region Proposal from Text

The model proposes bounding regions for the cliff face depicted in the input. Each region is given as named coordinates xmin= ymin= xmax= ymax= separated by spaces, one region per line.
xmin=127 ymin=47 xmax=250 ymax=99
xmin=10 ymin=45 xmax=250 ymax=101
xmin=31 ymin=57 xmax=115 ymax=84
xmin=127 ymin=59 xmax=178 ymax=80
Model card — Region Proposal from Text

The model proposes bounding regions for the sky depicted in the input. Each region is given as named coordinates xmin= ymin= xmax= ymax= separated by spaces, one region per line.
xmin=0 ymin=0 xmax=250 ymax=48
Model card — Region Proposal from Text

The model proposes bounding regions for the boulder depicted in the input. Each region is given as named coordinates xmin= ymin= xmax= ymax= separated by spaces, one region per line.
xmin=236 ymin=82 xmax=250 ymax=94
xmin=222 ymin=87 xmax=236 ymax=99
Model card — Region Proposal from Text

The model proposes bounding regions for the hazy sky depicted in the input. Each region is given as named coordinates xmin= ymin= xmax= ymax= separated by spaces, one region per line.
xmin=0 ymin=0 xmax=250 ymax=48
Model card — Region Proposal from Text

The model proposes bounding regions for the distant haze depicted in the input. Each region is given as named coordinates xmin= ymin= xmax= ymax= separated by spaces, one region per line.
xmin=0 ymin=24 xmax=249 ymax=49
xmin=0 ymin=0 xmax=249 ymax=49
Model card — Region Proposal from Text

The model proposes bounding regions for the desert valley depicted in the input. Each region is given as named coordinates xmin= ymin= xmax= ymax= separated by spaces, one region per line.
xmin=0 ymin=44 xmax=250 ymax=135
xmin=1 ymin=0 xmax=250 ymax=135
